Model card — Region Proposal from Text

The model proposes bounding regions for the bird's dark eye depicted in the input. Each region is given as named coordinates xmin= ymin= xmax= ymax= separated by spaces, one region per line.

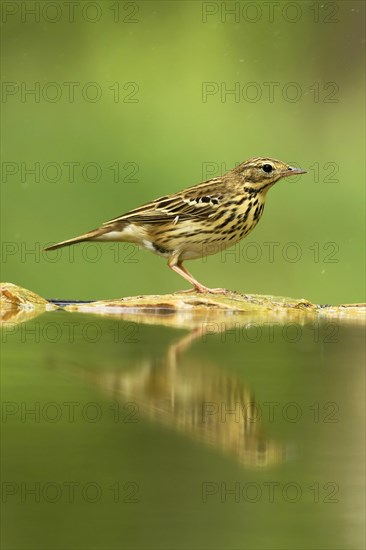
xmin=262 ymin=164 xmax=273 ymax=173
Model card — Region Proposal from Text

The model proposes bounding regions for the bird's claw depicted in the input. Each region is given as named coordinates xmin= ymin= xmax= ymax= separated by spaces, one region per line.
xmin=174 ymin=287 xmax=229 ymax=295
xmin=195 ymin=286 xmax=229 ymax=295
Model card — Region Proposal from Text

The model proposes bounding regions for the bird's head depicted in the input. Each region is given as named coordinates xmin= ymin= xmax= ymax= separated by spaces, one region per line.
xmin=231 ymin=157 xmax=306 ymax=193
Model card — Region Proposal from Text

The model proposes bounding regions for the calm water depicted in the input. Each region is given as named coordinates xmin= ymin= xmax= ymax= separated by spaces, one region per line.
xmin=1 ymin=309 xmax=365 ymax=550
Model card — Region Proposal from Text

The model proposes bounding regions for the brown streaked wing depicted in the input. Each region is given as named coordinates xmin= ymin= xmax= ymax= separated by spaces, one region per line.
xmin=102 ymin=178 xmax=225 ymax=226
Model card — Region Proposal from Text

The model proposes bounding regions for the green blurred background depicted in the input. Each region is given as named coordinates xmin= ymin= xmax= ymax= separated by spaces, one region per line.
xmin=1 ymin=0 xmax=365 ymax=304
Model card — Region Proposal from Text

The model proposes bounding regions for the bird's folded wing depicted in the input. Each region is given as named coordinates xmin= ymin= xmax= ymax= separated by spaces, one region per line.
xmin=103 ymin=187 xmax=224 ymax=226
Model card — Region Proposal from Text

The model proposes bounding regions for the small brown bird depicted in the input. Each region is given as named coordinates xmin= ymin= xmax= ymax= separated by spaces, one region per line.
xmin=45 ymin=157 xmax=306 ymax=293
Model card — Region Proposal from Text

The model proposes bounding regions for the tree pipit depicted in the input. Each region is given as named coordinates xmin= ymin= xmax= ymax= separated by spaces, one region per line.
xmin=45 ymin=157 xmax=306 ymax=293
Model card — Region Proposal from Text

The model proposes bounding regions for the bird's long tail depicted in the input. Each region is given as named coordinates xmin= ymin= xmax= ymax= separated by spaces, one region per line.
xmin=44 ymin=227 xmax=111 ymax=251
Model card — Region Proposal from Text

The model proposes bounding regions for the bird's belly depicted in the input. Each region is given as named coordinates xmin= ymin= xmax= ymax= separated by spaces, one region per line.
xmin=178 ymin=236 xmax=238 ymax=261
xmin=177 ymin=215 xmax=262 ymax=261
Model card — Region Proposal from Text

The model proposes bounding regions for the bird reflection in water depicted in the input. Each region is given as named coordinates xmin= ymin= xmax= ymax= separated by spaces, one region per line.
xmin=72 ymin=315 xmax=287 ymax=469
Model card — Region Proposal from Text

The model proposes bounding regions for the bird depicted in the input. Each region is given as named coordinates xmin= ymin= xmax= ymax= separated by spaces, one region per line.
xmin=45 ymin=157 xmax=306 ymax=293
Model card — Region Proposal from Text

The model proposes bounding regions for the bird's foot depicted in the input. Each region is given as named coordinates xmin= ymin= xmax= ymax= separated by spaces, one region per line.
xmin=174 ymin=286 xmax=229 ymax=295
xmin=194 ymin=286 xmax=229 ymax=295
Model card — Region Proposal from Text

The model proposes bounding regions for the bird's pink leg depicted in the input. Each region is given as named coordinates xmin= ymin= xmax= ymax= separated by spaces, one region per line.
xmin=168 ymin=259 xmax=227 ymax=294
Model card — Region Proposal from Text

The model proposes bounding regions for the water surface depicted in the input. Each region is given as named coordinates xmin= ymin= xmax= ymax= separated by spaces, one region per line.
xmin=2 ymin=309 xmax=365 ymax=549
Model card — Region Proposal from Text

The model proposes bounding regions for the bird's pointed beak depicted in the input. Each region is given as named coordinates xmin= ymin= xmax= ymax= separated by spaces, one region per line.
xmin=282 ymin=165 xmax=307 ymax=177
